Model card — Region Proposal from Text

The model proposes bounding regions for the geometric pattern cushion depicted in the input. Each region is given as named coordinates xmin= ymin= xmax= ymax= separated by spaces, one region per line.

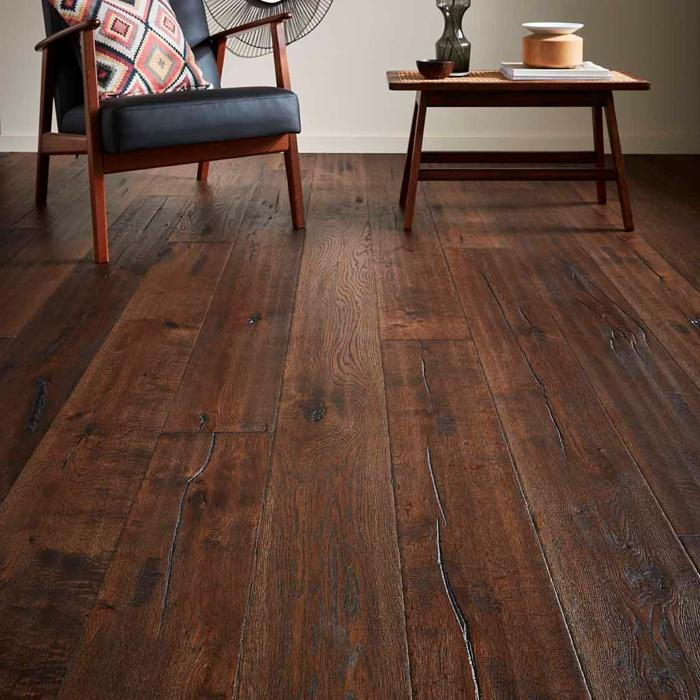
xmin=47 ymin=0 xmax=211 ymax=101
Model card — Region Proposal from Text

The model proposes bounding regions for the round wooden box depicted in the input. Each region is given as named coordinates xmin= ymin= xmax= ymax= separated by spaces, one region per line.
xmin=523 ymin=34 xmax=583 ymax=69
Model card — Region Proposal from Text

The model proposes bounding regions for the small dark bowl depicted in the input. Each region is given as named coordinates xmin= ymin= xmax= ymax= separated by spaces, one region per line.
xmin=416 ymin=59 xmax=455 ymax=79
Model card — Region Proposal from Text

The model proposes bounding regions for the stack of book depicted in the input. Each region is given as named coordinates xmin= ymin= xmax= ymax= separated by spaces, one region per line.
xmin=500 ymin=61 xmax=611 ymax=81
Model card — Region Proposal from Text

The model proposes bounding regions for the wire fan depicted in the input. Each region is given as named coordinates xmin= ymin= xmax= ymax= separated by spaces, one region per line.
xmin=204 ymin=0 xmax=333 ymax=58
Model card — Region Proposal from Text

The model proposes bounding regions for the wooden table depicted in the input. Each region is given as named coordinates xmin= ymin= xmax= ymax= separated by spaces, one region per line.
xmin=387 ymin=70 xmax=650 ymax=231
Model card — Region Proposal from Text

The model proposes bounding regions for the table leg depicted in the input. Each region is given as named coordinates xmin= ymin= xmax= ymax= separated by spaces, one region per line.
xmin=592 ymin=105 xmax=607 ymax=205
xmin=403 ymin=93 xmax=427 ymax=231
xmin=400 ymin=100 xmax=419 ymax=208
xmin=604 ymin=93 xmax=634 ymax=231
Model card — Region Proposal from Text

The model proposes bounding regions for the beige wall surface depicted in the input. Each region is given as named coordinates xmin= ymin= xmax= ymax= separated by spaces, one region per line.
xmin=1 ymin=0 xmax=698 ymax=153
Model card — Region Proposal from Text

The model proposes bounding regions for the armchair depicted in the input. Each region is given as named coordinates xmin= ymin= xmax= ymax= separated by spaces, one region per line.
xmin=36 ymin=0 xmax=305 ymax=263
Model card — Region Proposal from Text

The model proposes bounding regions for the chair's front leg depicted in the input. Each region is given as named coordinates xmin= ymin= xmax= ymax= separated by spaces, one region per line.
xmin=285 ymin=134 xmax=305 ymax=229
xmin=80 ymin=30 xmax=109 ymax=263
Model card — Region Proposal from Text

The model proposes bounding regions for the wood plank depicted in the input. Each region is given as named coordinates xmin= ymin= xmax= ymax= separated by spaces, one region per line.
xmin=382 ymin=339 xmax=588 ymax=698
xmin=60 ymin=432 xmax=269 ymax=698
xmin=234 ymin=155 xmax=412 ymax=698
xmin=0 ymin=227 xmax=40 ymax=263
xmin=623 ymin=156 xmax=700 ymax=290
xmin=164 ymin=164 xmax=309 ymax=433
xmin=365 ymin=155 xmax=469 ymax=341
xmin=0 ymin=154 xmax=74 ymax=228
xmin=170 ymin=155 xmax=267 ymax=242
xmin=0 ymin=196 xmax=191 ymax=504
xmin=514 ymin=232 xmax=700 ymax=569
xmin=0 ymin=241 xmax=229 ymax=696
xmin=494 ymin=181 xmax=700 ymax=568
xmin=444 ymin=245 xmax=700 ymax=696
xmin=0 ymin=262 xmax=74 ymax=337
xmin=423 ymin=178 xmax=514 ymax=250
xmin=0 ymin=167 xmax=163 ymax=341
xmin=550 ymin=186 xmax=700 ymax=390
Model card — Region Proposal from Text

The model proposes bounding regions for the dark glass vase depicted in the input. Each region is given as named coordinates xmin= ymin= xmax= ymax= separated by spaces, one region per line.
xmin=436 ymin=0 xmax=471 ymax=75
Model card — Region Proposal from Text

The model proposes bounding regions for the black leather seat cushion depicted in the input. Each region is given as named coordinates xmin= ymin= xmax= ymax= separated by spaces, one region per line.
xmin=61 ymin=86 xmax=301 ymax=154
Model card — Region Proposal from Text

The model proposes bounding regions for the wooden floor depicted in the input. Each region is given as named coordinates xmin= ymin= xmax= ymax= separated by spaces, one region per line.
xmin=0 ymin=152 xmax=699 ymax=698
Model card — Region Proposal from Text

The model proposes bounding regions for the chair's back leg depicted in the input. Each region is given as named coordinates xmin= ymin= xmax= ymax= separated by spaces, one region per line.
xmin=284 ymin=134 xmax=305 ymax=229
xmin=35 ymin=50 xmax=55 ymax=204
xmin=197 ymin=162 xmax=210 ymax=182
xmin=80 ymin=31 xmax=109 ymax=263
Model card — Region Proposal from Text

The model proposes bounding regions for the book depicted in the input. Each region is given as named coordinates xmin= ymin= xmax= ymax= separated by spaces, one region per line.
xmin=500 ymin=61 xmax=612 ymax=81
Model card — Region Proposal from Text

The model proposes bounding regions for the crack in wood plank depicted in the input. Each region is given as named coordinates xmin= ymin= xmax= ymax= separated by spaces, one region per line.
xmin=27 ymin=377 xmax=48 ymax=434
xmin=420 ymin=353 xmax=433 ymax=411
xmin=565 ymin=260 xmax=650 ymax=345
xmin=159 ymin=432 xmax=217 ymax=631
xmin=426 ymin=445 xmax=448 ymax=526
xmin=480 ymin=272 xmax=567 ymax=459
xmin=436 ymin=519 xmax=480 ymax=700
xmin=61 ymin=434 xmax=87 ymax=470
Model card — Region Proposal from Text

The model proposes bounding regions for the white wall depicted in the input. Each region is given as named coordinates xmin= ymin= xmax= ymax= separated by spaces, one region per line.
xmin=2 ymin=0 xmax=699 ymax=153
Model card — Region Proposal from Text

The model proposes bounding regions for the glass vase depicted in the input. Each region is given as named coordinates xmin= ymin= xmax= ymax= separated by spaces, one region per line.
xmin=436 ymin=0 xmax=471 ymax=75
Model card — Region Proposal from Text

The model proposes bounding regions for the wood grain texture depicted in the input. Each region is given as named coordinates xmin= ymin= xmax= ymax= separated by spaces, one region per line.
xmin=622 ymin=157 xmax=700 ymax=290
xmin=60 ymin=432 xmax=269 ymax=698
xmin=0 ymin=196 xmax=192 ymax=504
xmin=382 ymin=339 xmax=588 ymax=698
xmin=234 ymin=155 xmax=412 ymax=698
xmin=0 ymin=242 xmax=229 ymax=696
xmin=515 ymin=232 xmax=700 ymax=570
xmin=165 ymin=164 xmax=310 ymax=433
xmin=444 ymin=246 xmax=700 ymax=697
xmin=366 ymin=156 xmax=469 ymax=341
xmin=0 ymin=154 xmax=698 ymax=697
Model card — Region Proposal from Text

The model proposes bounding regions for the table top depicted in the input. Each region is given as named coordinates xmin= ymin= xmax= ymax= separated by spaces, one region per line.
xmin=387 ymin=70 xmax=650 ymax=92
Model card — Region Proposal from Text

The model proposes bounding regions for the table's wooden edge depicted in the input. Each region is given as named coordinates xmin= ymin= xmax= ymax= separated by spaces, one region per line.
xmin=386 ymin=70 xmax=650 ymax=91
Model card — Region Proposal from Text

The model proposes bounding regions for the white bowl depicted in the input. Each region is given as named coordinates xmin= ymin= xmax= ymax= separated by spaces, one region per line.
xmin=523 ymin=22 xmax=584 ymax=36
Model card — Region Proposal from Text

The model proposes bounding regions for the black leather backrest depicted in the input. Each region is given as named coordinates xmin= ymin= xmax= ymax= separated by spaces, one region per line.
xmin=41 ymin=1 xmax=85 ymax=128
xmin=168 ymin=0 xmax=220 ymax=87
xmin=40 ymin=0 xmax=219 ymax=127
xmin=168 ymin=0 xmax=211 ymax=48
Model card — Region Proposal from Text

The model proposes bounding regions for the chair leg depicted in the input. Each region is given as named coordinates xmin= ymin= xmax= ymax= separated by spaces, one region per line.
xmin=284 ymin=135 xmax=305 ymax=229
xmin=88 ymin=164 xmax=109 ymax=263
xmin=35 ymin=153 xmax=50 ymax=205
xmin=197 ymin=162 xmax=210 ymax=182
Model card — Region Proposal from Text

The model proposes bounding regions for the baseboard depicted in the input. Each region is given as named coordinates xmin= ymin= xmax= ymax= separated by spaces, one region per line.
xmin=2 ymin=132 xmax=699 ymax=155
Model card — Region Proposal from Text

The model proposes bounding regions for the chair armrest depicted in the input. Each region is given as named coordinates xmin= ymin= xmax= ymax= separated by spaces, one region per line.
xmin=35 ymin=19 xmax=100 ymax=52
xmin=209 ymin=12 xmax=291 ymax=44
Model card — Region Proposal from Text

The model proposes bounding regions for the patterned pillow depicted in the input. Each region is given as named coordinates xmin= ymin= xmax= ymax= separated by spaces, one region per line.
xmin=47 ymin=0 xmax=211 ymax=101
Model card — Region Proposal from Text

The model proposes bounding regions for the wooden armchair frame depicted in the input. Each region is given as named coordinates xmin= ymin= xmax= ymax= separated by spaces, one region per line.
xmin=35 ymin=12 xmax=304 ymax=263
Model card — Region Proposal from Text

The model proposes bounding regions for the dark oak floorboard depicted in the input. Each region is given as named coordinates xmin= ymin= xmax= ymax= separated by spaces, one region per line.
xmin=0 ymin=196 xmax=192 ymax=504
xmin=0 ymin=154 xmax=698 ymax=698
xmin=164 ymin=163 xmax=312 ymax=433
xmin=0 ymin=241 xmax=229 ymax=696
xmin=443 ymin=246 xmax=700 ymax=697
xmin=623 ymin=157 xmax=700 ymax=290
xmin=494 ymin=183 xmax=700 ymax=569
xmin=235 ymin=155 xmax=412 ymax=698
xmin=60 ymin=432 xmax=269 ymax=698
xmin=382 ymin=339 xmax=588 ymax=698
xmin=365 ymin=156 xmax=469 ymax=341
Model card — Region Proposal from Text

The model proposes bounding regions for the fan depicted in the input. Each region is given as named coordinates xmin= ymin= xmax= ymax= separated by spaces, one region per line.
xmin=204 ymin=0 xmax=333 ymax=58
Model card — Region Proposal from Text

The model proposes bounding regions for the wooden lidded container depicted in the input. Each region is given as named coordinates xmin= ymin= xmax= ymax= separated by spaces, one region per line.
xmin=523 ymin=34 xmax=583 ymax=68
